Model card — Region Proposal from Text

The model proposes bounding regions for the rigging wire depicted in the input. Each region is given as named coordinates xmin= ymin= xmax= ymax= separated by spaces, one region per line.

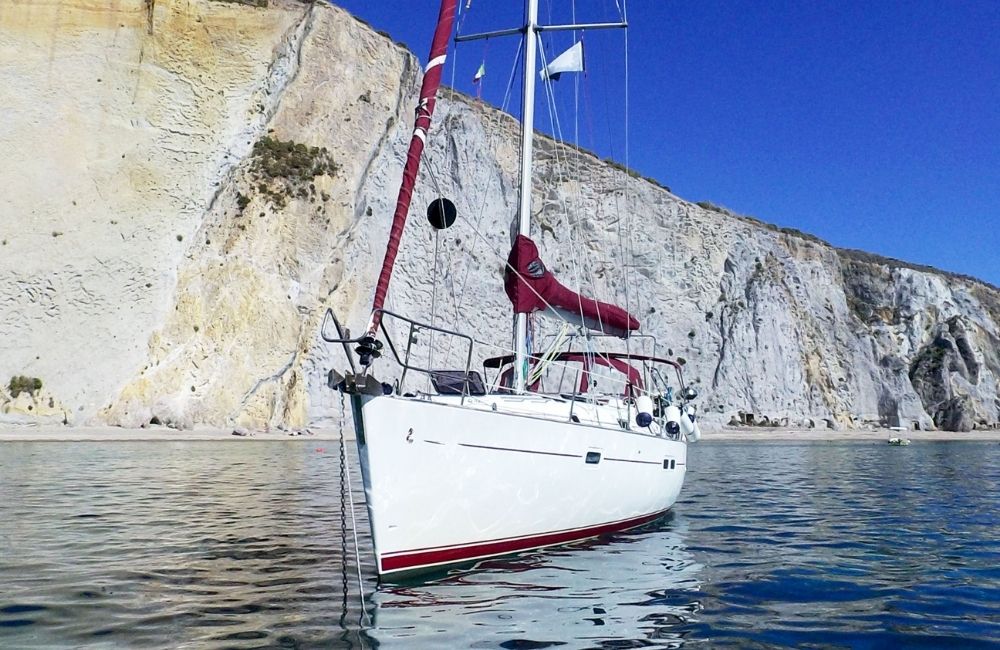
xmin=341 ymin=395 xmax=371 ymax=627
xmin=434 ymin=162 xmax=655 ymax=399
xmin=428 ymin=230 xmax=441 ymax=384
xmin=545 ymin=12 xmax=616 ymax=322
xmin=534 ymin=44 xmax=581 ymax=239
xmin=622 ymin=0 xmax=637 ymax=354
xmin=438 ymin=36 xmax=524 ymax=367
xmin=581 ymin=0 xmax=636 ymax=361
xmin=438 ymin=185 xmax=646 ymax=392
xmin=432 ymin=175 xmax=576 ymax=332
xmin=449 ymin=0 xmax=461 ymax=91
xmin=536 ymin=37 xmax=600 ymax=338
xmin=594 ymin=39 xmax=629 ymax=328
xmin=430 ymin=2 xmax=641 ymax=375
xmin=539 ymin=36 xmax=620 ymax=344
xmin=573 ymin=0 xmax=579 ymax=147
xmin=526 ymin=322 xmax=571 ymax=385
xmin=435 ymin=321 xmax=672 ymax=402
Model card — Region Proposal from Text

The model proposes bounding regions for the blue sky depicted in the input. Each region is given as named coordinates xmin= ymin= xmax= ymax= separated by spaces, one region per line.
xmin=337 ymin=1 xmax=999 ymax=286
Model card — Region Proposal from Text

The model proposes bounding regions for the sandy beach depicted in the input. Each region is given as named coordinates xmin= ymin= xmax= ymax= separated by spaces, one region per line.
xmin=1 ymin=425 xmax=997 ymax=443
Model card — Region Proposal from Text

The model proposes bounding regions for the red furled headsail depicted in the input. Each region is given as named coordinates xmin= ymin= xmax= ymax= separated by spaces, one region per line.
xmin=504 ymin=235 xmax=640 ymax=337
xmin=366 ymin=0 xmax=457 ymax=336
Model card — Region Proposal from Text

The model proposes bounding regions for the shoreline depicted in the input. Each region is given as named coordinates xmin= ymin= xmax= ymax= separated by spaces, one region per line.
xmin=702 ymin=428 xmax=1000 ymax=442
xmin=1 ymin=426 xmax=998 ymax=443
xmin=0 ymin=426 xmax=347 ymax=442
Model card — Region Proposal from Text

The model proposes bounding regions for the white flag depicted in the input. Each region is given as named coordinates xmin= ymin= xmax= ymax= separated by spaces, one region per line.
xmin=540 ymin=41 xmax=585 ymax=81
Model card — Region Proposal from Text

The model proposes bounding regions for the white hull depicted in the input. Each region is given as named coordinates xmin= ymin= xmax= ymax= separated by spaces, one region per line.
xmin=352 ymin=394 xmax=687 ymax=578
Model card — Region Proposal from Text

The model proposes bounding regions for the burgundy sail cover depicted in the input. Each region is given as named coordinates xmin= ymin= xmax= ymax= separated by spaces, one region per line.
xmin=504 ymin=235 xmax=640 ymax=337
xmin=366 ymin=0 xmax=457 ymax=336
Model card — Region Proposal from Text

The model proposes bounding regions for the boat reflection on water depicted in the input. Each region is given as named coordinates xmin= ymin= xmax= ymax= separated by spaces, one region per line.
xmin=366 ymin=514 xmax=703 ymax=648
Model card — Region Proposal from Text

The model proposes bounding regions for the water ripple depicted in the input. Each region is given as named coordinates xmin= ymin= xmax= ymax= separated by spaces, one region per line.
xmin=0 ymin=440 xmax=997 ymax=648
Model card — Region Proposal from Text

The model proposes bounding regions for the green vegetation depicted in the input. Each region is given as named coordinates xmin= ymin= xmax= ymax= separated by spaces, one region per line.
xmin=210 ymin=0 xmax=268 ymax=7
xmin=695 ymin=198 xmax=996 ymax=292
xmin=248 ymin=136 xmax=338 ymax=209
xmin=695 ymin=201 xmax=829 ymax=245
xmin=603 ymin=157 xmax=672 ymax=192
xmin=252 ymin=137 xmax=337 ymax=182
xmin=909 ymin=339 xmax=951 ymax=389
xmin=776 ymin=226 xmax=827 ymax=245
xmin=695 ymin=200 xmax=735 ymax=216
xmin=971 ymin=284 xmax=1000 ymax=324
xmin=8 ymin=375 xmax=42 ymax=398
xmin=838 ymin=248 xmax=998 ymax=292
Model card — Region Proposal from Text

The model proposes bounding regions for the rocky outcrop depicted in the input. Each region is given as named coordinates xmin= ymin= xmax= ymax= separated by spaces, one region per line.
xmin=907 ymin=316 xmax=994 ymax=431
xmin=838 ymin=254 xmax=1000 ymax=430
xmin=1 ymin=0 xmax=998 ymax=432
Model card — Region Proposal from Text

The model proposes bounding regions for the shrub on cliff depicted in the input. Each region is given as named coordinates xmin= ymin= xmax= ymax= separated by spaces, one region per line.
xmin=247 ymin=136 xmax=339 ymax=208
xmin=8 ymin=375 xmax=42 ymax=398
xmin=210 ymin=0 xmax=268 ymax=8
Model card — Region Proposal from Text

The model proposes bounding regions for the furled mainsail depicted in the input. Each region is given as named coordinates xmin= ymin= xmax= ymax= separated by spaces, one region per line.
xmin=504 ymin=235 xmax=639 ymax=337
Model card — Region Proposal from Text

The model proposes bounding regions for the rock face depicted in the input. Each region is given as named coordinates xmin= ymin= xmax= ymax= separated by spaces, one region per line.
xmin=1 ymin=0 xmax=998 ymax=432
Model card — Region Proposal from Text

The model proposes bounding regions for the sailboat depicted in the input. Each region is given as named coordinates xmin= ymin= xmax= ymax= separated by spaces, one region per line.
xmin=324 ymin=0 xmax=702 ymax=580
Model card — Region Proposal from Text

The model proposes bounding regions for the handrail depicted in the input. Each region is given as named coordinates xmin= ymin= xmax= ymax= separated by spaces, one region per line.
xmin=378 ymin=310 xmax=476 ymax=405
xmin=321 ymin=308 xmax=362 ymax=375
xmin=483 ymin=349 xmax=687 ymax=399
xmin=322 ymin=308 xmax=688 ymax=407
xmin=323 ymin=308 xmax=477 ymax=403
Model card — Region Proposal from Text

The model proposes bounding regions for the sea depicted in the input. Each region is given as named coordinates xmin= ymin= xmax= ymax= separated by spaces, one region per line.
xmin=0 ymin=439 xmax=997 ymax=649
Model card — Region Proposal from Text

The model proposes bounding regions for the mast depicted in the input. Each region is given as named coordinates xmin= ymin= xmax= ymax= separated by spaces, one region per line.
xmin=379 ymin=4 xmax=626 ymax=383
xmin=513 ymin=0 xmax=539 ymax=393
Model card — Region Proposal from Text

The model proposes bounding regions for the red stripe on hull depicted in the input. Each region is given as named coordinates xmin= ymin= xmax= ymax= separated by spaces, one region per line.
xmin=380 ymin=508 xmax=670 ymax=574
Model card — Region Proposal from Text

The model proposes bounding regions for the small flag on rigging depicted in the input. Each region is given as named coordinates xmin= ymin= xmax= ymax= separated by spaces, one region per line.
xmin=540 ymin=41 xmax=585 ymax=81
xmin=473 ymin=61 xmax=486 ymax=98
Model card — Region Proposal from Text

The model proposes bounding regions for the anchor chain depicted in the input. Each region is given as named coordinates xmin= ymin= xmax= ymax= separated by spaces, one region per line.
xmin=338 ymin=393 xmax=349 ymax=625
xmin=337 ymin=391 xmax=371 ymax=628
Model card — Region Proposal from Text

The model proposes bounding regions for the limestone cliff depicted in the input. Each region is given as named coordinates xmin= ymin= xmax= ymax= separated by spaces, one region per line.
xmin=1 ymin=0 xmax=997 ymax=431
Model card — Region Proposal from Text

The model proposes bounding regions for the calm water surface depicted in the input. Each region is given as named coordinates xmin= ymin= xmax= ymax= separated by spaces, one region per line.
xmin=0 ymin=440 xmax=997 ymax=648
